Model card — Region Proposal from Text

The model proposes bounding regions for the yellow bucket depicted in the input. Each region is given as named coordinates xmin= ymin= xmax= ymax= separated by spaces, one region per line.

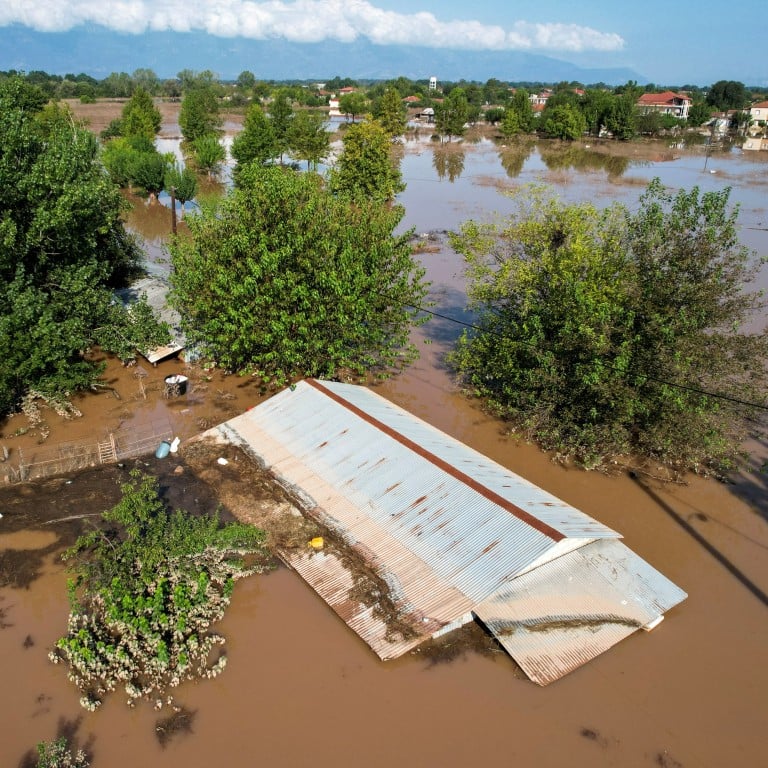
xmin=309 ymin=537 xmax=324 ymax=550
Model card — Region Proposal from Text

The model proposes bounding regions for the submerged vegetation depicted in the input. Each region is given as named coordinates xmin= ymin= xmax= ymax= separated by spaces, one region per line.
xmin=50 ymin=471 xmax=269 ymax=711
xmin=450 ymin=179 xmax=768 ymax=475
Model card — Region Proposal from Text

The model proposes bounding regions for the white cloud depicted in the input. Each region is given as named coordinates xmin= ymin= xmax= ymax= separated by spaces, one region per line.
xmin=0 ymin=0 xmax=624 ymax=52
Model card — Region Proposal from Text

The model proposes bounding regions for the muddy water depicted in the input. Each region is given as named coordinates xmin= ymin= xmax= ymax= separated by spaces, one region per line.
xmin=2 ymin=132 xmax=768 ymax=767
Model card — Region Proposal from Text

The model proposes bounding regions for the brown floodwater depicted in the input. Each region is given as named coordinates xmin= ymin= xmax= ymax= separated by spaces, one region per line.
xmin=2 ymin=126 xmax=768 ymax=767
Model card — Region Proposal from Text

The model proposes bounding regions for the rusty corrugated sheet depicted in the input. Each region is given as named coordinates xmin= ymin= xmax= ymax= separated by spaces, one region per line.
xmin=283 ymin=548 xmax=432 ymax=660
xmin=474 ymin=539 xmax=688 ymax=685
xmin=211 ymin=380 xmax=685 ymax=675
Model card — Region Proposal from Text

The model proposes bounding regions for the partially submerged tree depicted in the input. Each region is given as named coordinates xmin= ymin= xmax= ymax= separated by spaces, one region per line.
xmin=435 ymin=87 xmax=469 ymax=141
xmin=329 ymin=120 xmax=405 ymax=204
xmin=268 ymin=89 xmax=294 ymax=163
xmin=120 ymin=87 xmax=162 ymax=141
xmin=51 ymin=471 xmax=268 ymax=711
xmin=192 ymin=134 xmax=226 ymax=176
xmin=179 ymin=84 xmax=221 ymax=144
xmin=338 ymin=91 xmax=369 ymax=123
xmin=373 ymin=87 xmax=407 ymax=139
xmin=164 ymin=161 xmax=198 ymax=217
xmin=286 ymin=109 xmax=330 ymax=170
xmin=0 ymin=78 xmax=169 ymax=416
xmin=169 ymin=165 xmax=428 ymax=386
xmin=231 ymin=103 xmax=277 ymax=171
xmin=449 ymin=180 xmax=768 ymax=474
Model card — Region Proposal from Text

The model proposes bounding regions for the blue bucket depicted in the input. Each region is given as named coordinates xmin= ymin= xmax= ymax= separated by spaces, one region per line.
xmin=155 ymin=440 xmax=171 ymax=459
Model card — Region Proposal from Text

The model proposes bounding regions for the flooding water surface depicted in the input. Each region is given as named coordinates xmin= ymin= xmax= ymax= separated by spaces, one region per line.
xmin=2 ymin=125 xmax=768 ymax=768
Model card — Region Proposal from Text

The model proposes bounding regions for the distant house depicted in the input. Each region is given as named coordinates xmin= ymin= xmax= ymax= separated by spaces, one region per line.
xmin=637 ymin=91 xmax=692 ymax=120
xmin=529 ymin=89 xmax=552 ymax=108
xmin=403 ymin=95 xmax=421 ymax=105
xmin=749 ymin=100 xmax=768 ymax=122
xmin=743 ymin=137 xmax=768 ymax=150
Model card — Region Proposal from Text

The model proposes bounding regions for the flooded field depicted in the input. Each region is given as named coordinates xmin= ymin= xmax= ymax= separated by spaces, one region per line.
xmin=2 ymin=104 xmax=767 ymax=767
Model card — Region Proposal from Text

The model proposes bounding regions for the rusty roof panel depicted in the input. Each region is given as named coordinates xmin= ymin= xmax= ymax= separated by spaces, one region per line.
xmin=223 ymin=381 xmax=565 ymax=607
xmin=283 ymin=548 xmax=438 ymax=660
xmin=311 ymin=379 xmax=619 ymax=540
xmin=212 ymin=381 xmax=685 ymax=674
xmin=474 ymin=539 xmax=687 ymax=685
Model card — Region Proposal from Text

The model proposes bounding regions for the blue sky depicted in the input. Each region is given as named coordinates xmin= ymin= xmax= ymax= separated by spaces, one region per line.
xmin=0 ymin=0 xmax=765 ymax=85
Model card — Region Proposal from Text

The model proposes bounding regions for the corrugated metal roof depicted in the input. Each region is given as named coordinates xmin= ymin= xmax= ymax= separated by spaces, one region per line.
xmin=218 ymin=380 xmax=611 ymax=606
xmin=284 ymin=549 xmax=431 ymax=660
xmin=474 ymin=539 xmax=688 ymax=685
xmin=211 ymin=379 xmax=685 ymax=678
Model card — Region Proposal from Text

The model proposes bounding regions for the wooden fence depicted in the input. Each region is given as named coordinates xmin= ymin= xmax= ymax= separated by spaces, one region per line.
xmin=1 ymin=421 xmax=174 ymax=484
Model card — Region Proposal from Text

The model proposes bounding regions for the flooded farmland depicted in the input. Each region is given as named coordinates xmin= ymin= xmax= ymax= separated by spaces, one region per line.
xmin=1 ymin=109 xmax=767 ymax=767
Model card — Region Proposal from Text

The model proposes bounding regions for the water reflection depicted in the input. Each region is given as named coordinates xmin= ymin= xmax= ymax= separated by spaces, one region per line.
xmin=538 ymin=144 xmax=633 ymax=179
xmin=432 ymin=145 xmax=466 ymax=182
xmin=496 ymin=140 xmax=536 ymax=179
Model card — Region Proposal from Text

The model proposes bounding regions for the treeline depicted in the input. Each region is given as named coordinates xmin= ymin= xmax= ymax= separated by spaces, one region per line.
xmin=2 ymin=67 xmax=765 ymax=113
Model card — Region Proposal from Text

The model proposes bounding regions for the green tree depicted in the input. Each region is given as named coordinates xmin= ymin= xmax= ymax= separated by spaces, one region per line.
xmin=169 ymin=165 xmax=428 ymax=385
xmin=706 ymin=80 xmax=748 ymax=111
xmin=484 ymin=107 xmax=505 ymax=125
xmin=165 ymin=162 xmax=197 ymax=217
xmin=100 ymin=71 xmax=133 ymax=98
xmin=540 ymin=104 xmax=587 ymax=140
xmin=131 ymin=67 xmax=160 ymax=95
xmin=179 ymin=85 xmax=221 ymax=144
xmin=504 ymin=88 xmax=535 ymax=134
xmin=435 ymin=87 xmax=469 ymax=141
xmin=687 ymin=101 xmax=712 ymax=127
xmin=580 ymin=89 xmax=614 ymax=136
xmin=500 ymin=108 xmax=522 ymax=138
xmin=51 ymin=471 xmax=268 ymax=711
xmin=192 ymin=135 xmax=226 ymax=176
xmin=339 ymin=92 xmax=369 ymax=123
xmin=449 ymin=181 xmax=768 ymax=473
xmin=131 ymin=150 xmax=166 ymax=200
xmin=329 ymin=120 xmax=405 ymax=204
xmin=269 ymin=89 xmax=294 ymax=163
xmin=0 ymin=79 xmax=168 ymax=415
xmin=120 ymin=87 xmax=162 ymax=141
xmin=373 ymin=87 xmax=407 ymax=138
xmin=231 ymin=103 xmax=278 ymax=171
xmin=236 ymin=69 xmax=256 ymax=93
xmin=605 ymin=92 xmax=637 ymax=140
xmin=287 ymin=109 xmax=330 ymax=170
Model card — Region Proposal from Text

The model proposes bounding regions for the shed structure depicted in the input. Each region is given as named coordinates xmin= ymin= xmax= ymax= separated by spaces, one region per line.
xmin=210 ymin=379 xmax=686 ymax=684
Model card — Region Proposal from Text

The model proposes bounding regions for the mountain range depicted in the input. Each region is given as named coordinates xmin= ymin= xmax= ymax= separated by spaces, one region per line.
xmin=1 ymin=24 xmax=645 ymax=85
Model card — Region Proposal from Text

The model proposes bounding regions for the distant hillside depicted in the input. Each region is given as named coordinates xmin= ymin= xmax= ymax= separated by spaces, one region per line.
xmin=0 ymin=24 xmax=645 ymax=86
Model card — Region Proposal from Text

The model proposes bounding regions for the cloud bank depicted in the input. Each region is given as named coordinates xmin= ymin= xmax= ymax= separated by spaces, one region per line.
xmin=0 ymin=0 xmax=624 ymax=52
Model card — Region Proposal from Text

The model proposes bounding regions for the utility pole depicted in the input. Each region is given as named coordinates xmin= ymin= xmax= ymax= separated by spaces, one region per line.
xmin=170 ymin=186 xmax=177 ymax=235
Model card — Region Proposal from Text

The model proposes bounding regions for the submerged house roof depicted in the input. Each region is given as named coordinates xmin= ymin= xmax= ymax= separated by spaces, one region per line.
xmin=210 ymin=379 xmax=686 ymax=684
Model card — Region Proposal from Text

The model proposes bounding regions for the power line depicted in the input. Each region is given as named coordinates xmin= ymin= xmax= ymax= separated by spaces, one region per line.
xmin=386 ymin=293 xmax=768 ymax=413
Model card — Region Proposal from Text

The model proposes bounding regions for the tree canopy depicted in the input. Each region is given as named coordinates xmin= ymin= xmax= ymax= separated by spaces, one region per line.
xmin=120 ymin=87 xmax=162 ymax=141
xmin=373 ymin=87 xmax=407 ymax=138
xmin=179 ymin=84 xmax=221 ymax=144
xmin=435 ymin=87 xmax=469 ymax=141
xmin=231 ymin=103 xmax=278 ymax=170
xmin=169 ymin=165 xmax=428 ymax=386
xmin=0 ymin=78 xmax=168 ymax=416
xmin=449 ymin=180 xmax=768 ymax=474
xmin=706 ymin=80 xmax=748 ymax=111
xmin=329 ymin=120 xmax=405 ymax=204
